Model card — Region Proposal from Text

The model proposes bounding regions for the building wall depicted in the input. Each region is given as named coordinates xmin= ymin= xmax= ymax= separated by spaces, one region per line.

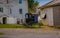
xmin=53 ymin=6 xmax=60 ymax=25
xmin=40 ymin=0 xmax=60 ymax=26
xmin=9 ymin=0 xmax=28 ymax=23
xmin=41 ymin=7 xmax=54 ymax=26
xmin=7 ymin=17 xmax=17 ymax=24
xmin=0 ymin=0 xmax=28 ymax=24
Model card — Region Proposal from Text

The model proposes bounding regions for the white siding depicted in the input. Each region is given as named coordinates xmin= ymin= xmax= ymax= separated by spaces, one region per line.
xmin=7 ymin=17 xmax=17 ymax=24
xmin=46 ymin=8 xmax=54 ymax=26
xmin=0 ymin=0 xmax=28 ymax=24
xmin=41 ymin=7 xmax=54 ymax=26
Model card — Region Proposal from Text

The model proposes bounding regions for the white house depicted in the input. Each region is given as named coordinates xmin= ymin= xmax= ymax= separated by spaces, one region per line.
xmin=0 ymin=0 xmax=28 ymax=24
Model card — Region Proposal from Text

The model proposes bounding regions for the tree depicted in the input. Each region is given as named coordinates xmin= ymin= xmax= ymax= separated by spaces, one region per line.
xmin=28 ymin=0 xmax=39 ymax=13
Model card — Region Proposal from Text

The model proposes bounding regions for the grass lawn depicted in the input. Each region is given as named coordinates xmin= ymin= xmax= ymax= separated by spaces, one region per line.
xmin=0 ymin=32 xmax=4 ymax=35
xmin=0 ymin=24 xmax=25 ymax=28
xmin=32 ymin=23 xmax=43 ymax=28
xmin=0 ymin=23 xmax=43 ymax=28
xmin=55 ymin=25 xmax=60 ymax=29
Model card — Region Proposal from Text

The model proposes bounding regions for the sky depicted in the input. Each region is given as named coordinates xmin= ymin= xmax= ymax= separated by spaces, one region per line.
xmin=37 ymin=0 xmax=52 ymax=6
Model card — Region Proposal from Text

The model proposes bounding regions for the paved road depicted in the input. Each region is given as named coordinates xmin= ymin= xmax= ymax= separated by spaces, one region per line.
xmin=0 ymin=28 xmax=60 ymax=38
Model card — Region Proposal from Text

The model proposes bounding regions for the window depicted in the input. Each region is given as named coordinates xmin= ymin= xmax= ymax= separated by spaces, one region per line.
xmin=26 ymin=15 xmax=28 ymax=18
xmin=19 ymin=0 xmax=22 ymax=4
xmin=19 ymin=9 xmax=22 ymax=14
xmin=0 ymin=8 xmax=3 ymax=13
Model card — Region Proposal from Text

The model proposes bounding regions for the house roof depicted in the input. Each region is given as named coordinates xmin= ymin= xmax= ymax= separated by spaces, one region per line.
xmin=39 ymin=0 xmax=60 ymax=9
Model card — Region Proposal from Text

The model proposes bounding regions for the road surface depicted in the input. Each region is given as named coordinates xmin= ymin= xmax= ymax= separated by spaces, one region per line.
xmin=0 ymin=28 xmax=60 ymax=38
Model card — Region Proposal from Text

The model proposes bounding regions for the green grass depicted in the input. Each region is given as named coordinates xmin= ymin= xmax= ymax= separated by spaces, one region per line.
xmin=0 ymin=24 xmax=26 ymax=28
xmin=32 ymin=23 xmax=43 ymax=28
xmin=55 ymin=25 xmax=60 ymax=29
xmin=0 ymin=32 xmax=4 ymax=35
xmin=0 ymin=23 xmax=43 ymax=28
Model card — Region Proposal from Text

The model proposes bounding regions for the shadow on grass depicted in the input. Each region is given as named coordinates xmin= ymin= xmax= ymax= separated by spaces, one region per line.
xmin=54 ymin=25 xmax=60 ymax=29
xmin=23 ymin=23 xmax=43 ymax=28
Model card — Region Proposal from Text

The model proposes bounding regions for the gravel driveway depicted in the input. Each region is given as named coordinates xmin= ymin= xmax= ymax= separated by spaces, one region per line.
xmin=0 ymin=28 xmax=60 ymax=38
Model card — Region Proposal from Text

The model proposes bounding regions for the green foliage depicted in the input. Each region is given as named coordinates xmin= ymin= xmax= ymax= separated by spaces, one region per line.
xmin=28 ymin=0 xmax=39 ymax=13
xmin=28 ymin=0 xmax=34 ymax=9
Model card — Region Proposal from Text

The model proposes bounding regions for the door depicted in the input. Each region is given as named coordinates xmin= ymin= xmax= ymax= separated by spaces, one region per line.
xmin=3 ymin=17 xmax=7 ymax=24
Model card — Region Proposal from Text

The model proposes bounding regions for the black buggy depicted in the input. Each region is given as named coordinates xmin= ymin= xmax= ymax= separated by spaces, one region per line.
xmin=25 ymin=13 xmax=34 ymax=27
